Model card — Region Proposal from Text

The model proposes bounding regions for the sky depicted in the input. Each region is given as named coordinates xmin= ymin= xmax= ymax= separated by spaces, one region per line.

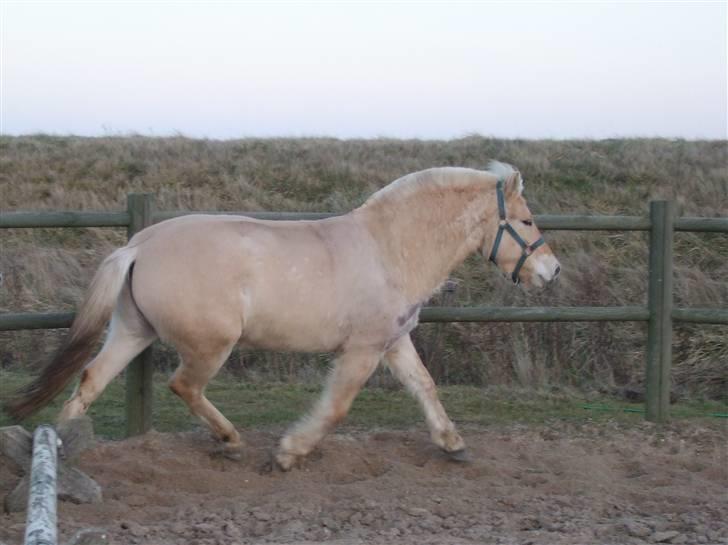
xmin=1 ymin=1 xmax=726 ymax=140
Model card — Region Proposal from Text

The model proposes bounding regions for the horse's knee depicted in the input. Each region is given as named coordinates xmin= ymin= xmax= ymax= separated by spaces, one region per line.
xmin=168 ymin=377 xmax=184 ymax=398
xmin=169 ymin=374 xmax=196 ymax=400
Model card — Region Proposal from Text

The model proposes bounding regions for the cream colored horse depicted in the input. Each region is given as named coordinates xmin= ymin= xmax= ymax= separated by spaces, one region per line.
xmin=5 ymin=162 xmax=560 ymax=469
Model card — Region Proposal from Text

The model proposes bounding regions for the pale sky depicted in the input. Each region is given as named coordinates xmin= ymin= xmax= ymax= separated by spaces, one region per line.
xmin=1 ymin=1 xmax=726 ymax=140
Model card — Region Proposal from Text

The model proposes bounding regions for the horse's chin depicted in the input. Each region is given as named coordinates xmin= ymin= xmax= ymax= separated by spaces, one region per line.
xmin=518 ymin=275 xmax=544 ymax=290
xmin=494 ymin=271 xmax=543 ymax=290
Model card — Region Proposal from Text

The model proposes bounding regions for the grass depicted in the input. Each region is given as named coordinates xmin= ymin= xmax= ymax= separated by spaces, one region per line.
xmin=0 ymin=134 xmax=726 ymax=397
xmin=1 ymin=370 xmax=725 ymax=440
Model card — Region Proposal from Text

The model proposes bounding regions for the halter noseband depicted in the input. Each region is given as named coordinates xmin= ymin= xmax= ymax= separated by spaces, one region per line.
xmin=488 ymin=179 xmax=545 ymax=284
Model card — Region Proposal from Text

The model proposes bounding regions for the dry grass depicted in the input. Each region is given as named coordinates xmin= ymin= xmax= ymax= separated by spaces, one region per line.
xmin=0 ymin=135 xmax=726 ymax=399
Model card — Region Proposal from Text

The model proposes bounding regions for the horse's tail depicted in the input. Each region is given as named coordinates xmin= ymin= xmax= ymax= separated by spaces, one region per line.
xmin=4 ymin=245 xmax=138 ymax=420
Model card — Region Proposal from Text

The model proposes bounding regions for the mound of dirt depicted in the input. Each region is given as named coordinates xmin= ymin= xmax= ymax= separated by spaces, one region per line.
xmin=1 ymin=421 xmax=726 ymax=545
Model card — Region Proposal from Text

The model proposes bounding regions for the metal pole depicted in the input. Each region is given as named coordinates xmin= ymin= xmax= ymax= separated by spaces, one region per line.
xmin=24 ymin=426 xmax=58 ymax=545
xmin=125 ymin=193 xmax=156 ymax=437
xmin=645 ymin=200 xmax=674 ymax=423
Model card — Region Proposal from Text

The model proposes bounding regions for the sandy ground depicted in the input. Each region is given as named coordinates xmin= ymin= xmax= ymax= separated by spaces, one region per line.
xmin=1 ymin=420 xmax=727 ymax=545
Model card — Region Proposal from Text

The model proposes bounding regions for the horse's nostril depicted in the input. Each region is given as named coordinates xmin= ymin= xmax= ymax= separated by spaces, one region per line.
xmin=554 ymin=265 xmax=561 ymax=277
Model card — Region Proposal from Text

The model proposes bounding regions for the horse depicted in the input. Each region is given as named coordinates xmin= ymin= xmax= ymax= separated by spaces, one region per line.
xmin=4 ymin=161 xmax=561 ymax=470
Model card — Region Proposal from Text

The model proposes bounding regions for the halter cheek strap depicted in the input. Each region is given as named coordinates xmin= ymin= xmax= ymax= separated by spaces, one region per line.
xmin=488 ymin=180 xmax=545 ymax=284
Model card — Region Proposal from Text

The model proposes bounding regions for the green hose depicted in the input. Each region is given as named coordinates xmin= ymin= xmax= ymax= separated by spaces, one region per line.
xmin=582 ymin=404 xmax=643 ymax=413
xmin=582 ymin=405 xmax=727 ymax=418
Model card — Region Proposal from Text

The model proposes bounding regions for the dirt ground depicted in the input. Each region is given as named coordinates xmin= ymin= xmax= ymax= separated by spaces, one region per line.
xmin=1 ymin=420 xmax=727 ymax=545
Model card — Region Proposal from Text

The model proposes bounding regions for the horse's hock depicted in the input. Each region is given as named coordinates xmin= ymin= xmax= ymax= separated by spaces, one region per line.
xmin=1 ymin=417 xmax=102 ymax=513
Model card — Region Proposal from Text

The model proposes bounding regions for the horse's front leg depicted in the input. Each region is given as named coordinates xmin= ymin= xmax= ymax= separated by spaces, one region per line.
xmin=384 ymin=334 xmax=466 ymax=457
xmin=275 ymin=347 xmax=381 ymax=470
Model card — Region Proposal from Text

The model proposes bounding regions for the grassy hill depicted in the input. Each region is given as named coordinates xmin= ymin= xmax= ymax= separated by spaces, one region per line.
xmin=1 ymin=135 xmax=725 ymax=399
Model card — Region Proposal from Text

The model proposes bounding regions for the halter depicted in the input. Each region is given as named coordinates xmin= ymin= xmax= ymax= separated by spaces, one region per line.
xmin=488 ymin=179 xmax=545 ymax=284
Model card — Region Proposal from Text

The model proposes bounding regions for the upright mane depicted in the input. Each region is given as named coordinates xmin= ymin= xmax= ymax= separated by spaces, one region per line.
xmin=359 ymin=162 xmax=517 ymax=211
xmin=484 ymin=160 xmax=519 ymax=181
xmin=359 ymin=167 xmax=485 ymax=210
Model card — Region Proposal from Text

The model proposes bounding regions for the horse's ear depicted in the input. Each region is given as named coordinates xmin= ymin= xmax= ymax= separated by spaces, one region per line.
xmin=504 ymin=171 xmax=524 ymax=198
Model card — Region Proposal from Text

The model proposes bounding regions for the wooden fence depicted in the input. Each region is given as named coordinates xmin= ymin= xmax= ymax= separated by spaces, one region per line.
xmin=2 ymin=195 xmax=727 ymax=432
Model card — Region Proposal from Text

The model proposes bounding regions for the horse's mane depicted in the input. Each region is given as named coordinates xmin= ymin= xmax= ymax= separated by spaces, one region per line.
xmin=359 ymin=162 xmax=517 ymax=210
xmin=484 ymin=161 xmax=519 ymax=182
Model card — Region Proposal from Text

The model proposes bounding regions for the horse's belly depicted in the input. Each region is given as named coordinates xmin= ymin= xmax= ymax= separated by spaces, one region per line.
xmin=240 ymin=308 xmax=346 ymax=353
xmin=239 ymin=287 xmax=413 ymax=354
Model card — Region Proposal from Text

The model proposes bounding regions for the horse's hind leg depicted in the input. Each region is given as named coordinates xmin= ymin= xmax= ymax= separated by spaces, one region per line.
xmin=384 ymin=334 xmax=466 ymax=456
xmin=275 ymin=347 xmax=381 ymax=470
xmin=169 ymin=342 xmax=241 ymax=455
xmin=60 ymin=284 xmax=157 ymax=421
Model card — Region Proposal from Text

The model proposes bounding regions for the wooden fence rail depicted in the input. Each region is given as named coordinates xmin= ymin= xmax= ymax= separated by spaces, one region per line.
xmin=4 ymin=209 xmax=728 ymax=232
xmin=2 ymin=194 xmax=727 ymax=430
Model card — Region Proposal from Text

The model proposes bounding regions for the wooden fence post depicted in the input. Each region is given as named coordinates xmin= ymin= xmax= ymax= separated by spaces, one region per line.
xmin=125 ymin=193 xmax=155 ymax=437
xmin=645 ymin=200 xmax=674 ymax=423
xmin=23 ymin=426 xmax=58 ymax=545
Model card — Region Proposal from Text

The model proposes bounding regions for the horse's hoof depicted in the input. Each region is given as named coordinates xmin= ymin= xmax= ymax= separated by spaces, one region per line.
xmin=258 ymin=456 xmax=275 ymax=474
xmin=445 ymin=448 xmax=472 ymax=463
xmin=258 ymin=451 xmax=287 ymax=474
xmin=211 ymin=444 xmax=243 ymax=461
xmin=274 ymin=451 xmax=297 ymax=471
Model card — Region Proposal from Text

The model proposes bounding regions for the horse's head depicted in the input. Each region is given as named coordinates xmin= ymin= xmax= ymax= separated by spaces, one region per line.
xmin=482 ymin=164 xmax=560 ymax=289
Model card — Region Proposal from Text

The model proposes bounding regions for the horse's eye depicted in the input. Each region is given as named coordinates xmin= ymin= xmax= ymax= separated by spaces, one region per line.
xmin=522 ymin=219 xmax=533 ymax=226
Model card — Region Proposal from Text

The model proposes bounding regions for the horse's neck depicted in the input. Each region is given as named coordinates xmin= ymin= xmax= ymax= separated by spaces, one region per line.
xmin=359 ymin=184 xmax=491 ymax=303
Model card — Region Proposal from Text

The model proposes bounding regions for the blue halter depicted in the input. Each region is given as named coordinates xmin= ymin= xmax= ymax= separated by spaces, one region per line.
xmin=488 ymin=180 xmax=545 ymax=284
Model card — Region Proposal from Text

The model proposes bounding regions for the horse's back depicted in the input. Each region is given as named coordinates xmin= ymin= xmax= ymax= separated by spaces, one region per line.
xmin=127 ymin=213 xmax=394 ymax=353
